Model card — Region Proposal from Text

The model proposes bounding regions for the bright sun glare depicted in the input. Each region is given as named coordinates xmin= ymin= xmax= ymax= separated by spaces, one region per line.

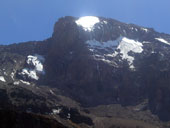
xmin=75 ymin=16 xmax=100 ymax=31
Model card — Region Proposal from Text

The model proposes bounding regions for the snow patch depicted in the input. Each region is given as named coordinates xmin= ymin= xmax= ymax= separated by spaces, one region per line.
xmin=20 ymin=80 xmax=30 ymax=85
xmin=20 ymin=69 xmax=39 ymax=80
xmin=130 ymin=27 xmax=134 ymax=30
xmin=52 ymin=108 xmax=62 ymax=114
xmin=10 ymin=71 xmax=15 ymax=80
xmin=75 ymin=16 xmax=100 ymax=31
xmin=143 ymin=41 xmax=151 ymax=44
xmin=141 ymin=28 xmax=148 ymax=32
xmin=27 ymin=55 xmax=45 ymax=73
xmin=86 ymin=37 xmax=143 ymax=68
xmin=86 ymin=39 xmax=119 ymax=50
xmin=155 ymin=38 xmax=170 ymax=45
xmin=67 ymin=113 xmax=71 ymax=119
xmin=0 ymin=76 xmax=6 ymax=82
xmin=4 ymin=72 xmax=7 ymax=76
xmin=19 ymin=54 xmax=45 ymax=80
xmin=118 ymin=37 xmax=143 ymax=65
xmin=13 ymin=60 xmax=17 ymax=63
xmin=105 ymin=51 xmax=118 ymax=57
xmin=100 ymin=58 xmax=112 ymax=63
xmin=50 ymin=89 xmax=55 ymax=95
xmin=14 ymin=81 xmax=20 ymax=85
xmin=103 ymin=21 xmax=107 ymax=24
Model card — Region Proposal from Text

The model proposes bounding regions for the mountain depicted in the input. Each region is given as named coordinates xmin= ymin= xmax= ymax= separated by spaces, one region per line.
xmin=0 ymin=16 xmax=170 ymax=127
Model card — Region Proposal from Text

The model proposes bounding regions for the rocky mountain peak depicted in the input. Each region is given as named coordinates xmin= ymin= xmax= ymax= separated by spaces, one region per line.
xmin=52 ymin=16 xmax=157 ymax=43
xmin=1 ymin=16 xmax=170 ymax=127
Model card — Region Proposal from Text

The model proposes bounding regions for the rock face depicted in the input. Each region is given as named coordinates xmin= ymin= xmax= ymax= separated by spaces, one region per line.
xmin=1 ymin=16 xmax=170 ymax=127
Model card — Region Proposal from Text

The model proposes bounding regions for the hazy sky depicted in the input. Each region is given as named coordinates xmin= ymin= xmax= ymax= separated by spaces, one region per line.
xmin=0 ymin=0 xmax=170 ymax=44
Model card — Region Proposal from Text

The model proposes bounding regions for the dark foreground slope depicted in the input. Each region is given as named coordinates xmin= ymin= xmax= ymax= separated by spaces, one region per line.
xmin=0 ymin=16 xmax=170 ymax=127
xmin=0 ymin=109 xmax=67 ymax=128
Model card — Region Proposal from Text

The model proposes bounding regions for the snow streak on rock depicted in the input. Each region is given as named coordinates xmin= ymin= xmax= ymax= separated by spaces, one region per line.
xmin=0 ymin=76 xmax=6 ymax=82
xmin=20 ymin=80 xmax=30 ymax=85
xmin=155 ymin=38 xmax=170 ymax=45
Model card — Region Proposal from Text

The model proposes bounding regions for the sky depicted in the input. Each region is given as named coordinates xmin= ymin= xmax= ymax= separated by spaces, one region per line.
xmin=0 ymin=0 xmax=170 ymax=44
